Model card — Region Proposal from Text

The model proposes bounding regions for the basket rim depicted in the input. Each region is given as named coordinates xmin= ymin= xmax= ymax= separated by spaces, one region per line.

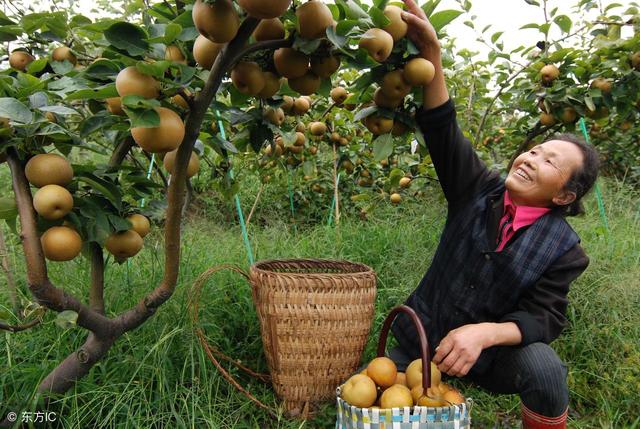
xmin=335 ymin=393 xmax=472 ymax=412
xmin=250 ymin=258 xmax=375 ymax=277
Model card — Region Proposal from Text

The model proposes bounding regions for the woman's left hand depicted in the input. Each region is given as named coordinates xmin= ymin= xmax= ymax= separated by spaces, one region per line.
xmin=432 ymin=323 xmax=491 ymax=377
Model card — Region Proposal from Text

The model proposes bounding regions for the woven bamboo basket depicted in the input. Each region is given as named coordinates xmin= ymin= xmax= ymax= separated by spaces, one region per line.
xmin=249 ymin=259 xmax=377 ymax=416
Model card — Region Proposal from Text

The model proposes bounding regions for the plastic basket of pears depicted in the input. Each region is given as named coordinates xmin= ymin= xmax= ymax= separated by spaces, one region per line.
xmin=336 ymin=305 xmax=472 ymax=428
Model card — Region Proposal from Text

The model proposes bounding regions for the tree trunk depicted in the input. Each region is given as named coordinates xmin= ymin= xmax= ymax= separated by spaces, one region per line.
xmin=0 ymin=227 xmax=20 ymax=316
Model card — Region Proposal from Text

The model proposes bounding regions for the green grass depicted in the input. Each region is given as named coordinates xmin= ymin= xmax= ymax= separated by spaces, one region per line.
xmin=1 ymin=177 xmax=639 ymax=428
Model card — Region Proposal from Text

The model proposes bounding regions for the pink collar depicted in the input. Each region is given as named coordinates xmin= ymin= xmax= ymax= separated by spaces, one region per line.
xmin=503 ymin=191 xmax=552 ymax=232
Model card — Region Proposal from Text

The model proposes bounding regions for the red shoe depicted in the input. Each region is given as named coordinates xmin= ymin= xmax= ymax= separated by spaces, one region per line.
xmin=521 ymin=403 xmax=567 ymax=429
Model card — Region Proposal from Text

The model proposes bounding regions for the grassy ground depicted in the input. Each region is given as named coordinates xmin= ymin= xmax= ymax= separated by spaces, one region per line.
xmin=1 ymin=176 xmax=639 ymax=428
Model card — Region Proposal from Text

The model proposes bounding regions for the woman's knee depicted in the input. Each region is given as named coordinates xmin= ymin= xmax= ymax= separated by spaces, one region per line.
xmin=517 ymin=343 xmax=569 ymax=415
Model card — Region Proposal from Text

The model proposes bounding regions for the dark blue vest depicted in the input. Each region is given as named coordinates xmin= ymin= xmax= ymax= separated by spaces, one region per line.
xmin=391 ymin=179 xmax=579 ymax=375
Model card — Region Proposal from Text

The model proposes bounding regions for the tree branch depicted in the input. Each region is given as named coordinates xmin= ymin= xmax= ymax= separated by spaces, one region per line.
xmin=6 ymin=148 xmax=113 ymax=338
xmin=0 ymin=318 xmax=40 ymax=333
xmin=108 ymin=136 xmax=135 ymax=168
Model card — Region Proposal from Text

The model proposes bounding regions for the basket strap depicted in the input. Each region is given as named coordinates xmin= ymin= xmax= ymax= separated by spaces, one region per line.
xmin=188 ymin=264 xmax=278 ymax=418
xmin=377 ymin=305 xmax=431 ymax=389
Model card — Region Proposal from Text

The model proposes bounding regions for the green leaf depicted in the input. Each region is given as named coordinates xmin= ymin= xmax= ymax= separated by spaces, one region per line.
xmin=0 ymin=25 xmax=22 ymax=42
xmin=491 ymin=32 xmax=503 ymax=44
xmin=84 ymin=59 xmax=121 ymax=81
xmin=164 ymin=23 xmax=182 ymax=45
xmin=0 ymin=197 xmax=17 ymax=220
xmin=584 ymin=95 xmax=595 ymax=112
xmin=39 ymin=105 xmax=79 ymax=116
xmin=302 ymin=161 xmax=315 ymax=177
xmin=422 ymin=0 xmax=443 ymax=17
xmin=65 ymin=84 xmax=118 ymax=101
xmin=370 ymin=7 xmax=390 ymax=29
xmin=429 ymin=10 xmax=463 ymax=33
xmin=80 ymin=113 xmax=117 ymax=136
xmin=136 ymin=61 xmax=171 ymax=80
xmin=76 ymin=174 xmax=123 ymax=211
xmin=373 ymin=133 xmax=394 ymax=161
xmin=0 ymin=98 xmax=33 ymax=123
xmin=55 ymin=310 xmax=78 ymax=329
xmin=520 ymin=23 xmax=540 ymax=30
xmin=0 ymin=10 xmax=17 ymax=25
xmin=104 ymin=22 xmax=149 ymax=57
xmin=26 ymin=58 xmax=48 ymax=74
xmin=125 ymin=107 xmax=160 ymax=128
xmin=554 ymin=15 xmax=572 ymax=33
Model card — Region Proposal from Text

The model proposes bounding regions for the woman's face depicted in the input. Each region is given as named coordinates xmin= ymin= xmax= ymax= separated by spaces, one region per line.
xmin=505 ymin=140 xmax=584 ymax=208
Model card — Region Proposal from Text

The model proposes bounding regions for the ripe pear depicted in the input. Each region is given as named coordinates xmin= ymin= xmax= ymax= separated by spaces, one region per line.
xmin=9 ymin=51 xmax=34 ymax=71
xmin=540 ymin=64 xmax=559 ymax=84
xmin=367 ymin=357 xmax=398 ymax=389
xmin=193 ymin=35 xmax=223 ymax=70
xmin=341 ymin=374 xmax=377 ymax=408
xmin=131 ymin=107 xmax=185 ymax=153
xmin=560 ymin=107 xmax=577 ymax=124
xmin=238 ymin=0 xmax=292 ymax=19
xmin=192 ymin=0 xmax=239 ymax=43
xmin=309 ymin=122 xmax=327 ymax=136
xmin=105 ymin=230 xmax=143 ymax=260
xmin=165 ymin=45 xmax=187 ymax=64
xmin=274 ymin=48 xmax=309 ymax=79
xmin=540 ymin=112 xmax=556 ymax=126
xmin=330 ymin=87 xmax=348 ymax=105
xmin=279 ymin=96 xmax=293 ymax=113
xmin=374 ymin=88 xmax=403 ymax=109
xmin=295 ymin=122 xmax=306 ymax=132
xmin=311 ymin=55 xmax=341 ymax=78
xmin=399 ymin=177 xmax=411 ymax=188
xmin=296 ymin=0 xmax=334 ymax=39
xmin=383 ymin=5 xmax=408 ymax=42
xmin=294 ymin=131 xmax=306 ymax=147
xmin=41 ymin=226 xmax=82 ymax=261
xmin=293 ymin=97 xmax=311 ymax=115
xmin=381 ymin=69 xmax=412 ymax=99
xmin=52 ymin=46 xmax=77 ymax=65
xmin=263 ymin=107 xmax=285 ymax=126
xmin=25 ymin=153 xmax=73 ymax=188
xmin=630 ymin=51 xmax=640 ymax=71
xmin=288 ymin=71 xmax=321 ymax=96
xmin=172 ymin=91 xmax=191 ymax=110
xmin=364 ymin=115 xmax=394 ymax=135
xmin=359 ymin=28 xmax=394 ymax=63
xmin=258 ymin=72 xmax=282 ymax=99
xmin=116 ymin=66 xmax=160 ymax=99
xmin=33 ymin=185 xmax=74 ymax=220
xmin=590 ymin=77 xmax=612 ymax=94
xmin=390 ymin=193 xmax=402 ymax=204
xmin=231 ymin=62 xmax=266 ymax=96
xmin=403 ymin=58 xmax=435 ymax=86
xmin=106 ymin=97 xmax=125 ymax=115
xmin=163 ymin=149 xmax=200 ymax=178
xmin=127 ymin=214 xmax=150 ymax=238
xmin=253 ymin=18 xmax=285 ymax=41
xmin=380 ymin=384 xmax=413 ymax=408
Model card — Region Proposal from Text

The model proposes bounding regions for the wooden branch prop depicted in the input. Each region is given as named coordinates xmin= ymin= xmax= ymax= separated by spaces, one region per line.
xmin=89 ymin=243 xmax=105 ymax=315
xmin=245 ymin=183 xmax=264 ymax=229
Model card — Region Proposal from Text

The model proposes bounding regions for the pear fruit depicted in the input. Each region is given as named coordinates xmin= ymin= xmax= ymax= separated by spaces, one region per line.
xmin=127 ymin=214 xmax=150 ymax=238
xmin=106 ymin=97 xmax=125 ymax=115
xmin=630 ymin=51 xmax=640 ymax=71
xmin=590 ymin=77 xmax=612 ymax=94
xmin=41 ymin=226 xmax=82 ymax=261
xmin=367 ymin=357 xmax=398 ymax=389
xmin=540 ymin=64 xmax=559 ymax=84
xmin=341 ymin=374 xmax=377 ymax=408
xmin=105 ymin=230 xmax=143 ymax=260
xmin=309 ymin=122 xmax=327 ymax=136
xmin=390 ymin=193 xmax=402 ymax=204
xmin=561 ymin=107 xmax=577 ymax=124
xmin=399 ymin=177 xmax=411 ymax=188
xmin=330 ymin=87 xmax=348 ymax=105
xmin=131 ymin=107 xmax=185 ymax=153
xmin=253 ymin=18 xmax=285 ymax=41
xmin=163 ymin=149 xmax=200 ymax=178
xmin=193 ymin=35 xmax=223 ymax=70
xmin=238 ymin=0 xmax=292 ymax=19
xmin=52 ymin=46 xmax=77 ymax=65
xmin=364 ymin=115 xmax=394 ymax=135
xmin=381 ymin=70 xmax=412 ymax=99
xmin=116 ymin=66 xmax=160 ymax=99
xmin=293 ymin=97 xmax=311 ymax=115
xmin=540 ymin=112 xmax=556 ymax=126
xmin=231 ymin=62 xmax=266 ymax=96
xmin=274 ymin=48 xmax=309 ymax=79
xmin=9 ymin=51 xmax=34 ymax=71
xmin=192 ymin=0 xmax=239 ymax=43
xmin=288 ymin=71 xmax=321 ymax=96
xmin=383 ymin=5 xmax=408 ymax=42
xmin=359 ymin=28 xmax=394 ymax=63
xmin=403 ymin=58 xmax=435 ymax=86
xmin=311 ymin=55 xmax=341 ymax=78
xmin=25 ymin=153 xmax=73 ymax=188
xmin=380 ymin=384 xmax=413 ymax=408
xmin=374 ymin=88 xmax=403 ymax=109
xmin=263 ymin=107 xmax=285 ymax=126
xmin=165 ymin=45 xmax=187 ymax=64
xmin=296 ymin=0 xmax=334 ymax=39
xmin=258 ymin=72 xmax=282 ymax=99
xmin=33 ymin=185 xmax=74 ymax=220
xmin=281 ymin=96 xmax=295 ymax=113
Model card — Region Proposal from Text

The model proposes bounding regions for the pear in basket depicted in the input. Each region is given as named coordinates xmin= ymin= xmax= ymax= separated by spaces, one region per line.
xmin=379 ymin=384 xmax=413 ymax=408
xmin=394 ymin=371 xmax=407 ymax=386
xmin=341 ymin=374 xmax=377 ymax=408
xmin=406 ymin=358 xmax=441 ymax=388
xmin=367 ymin=357 xmax=398 ymax=389
xmin=411 ymin=385 xmax=447 ymax=406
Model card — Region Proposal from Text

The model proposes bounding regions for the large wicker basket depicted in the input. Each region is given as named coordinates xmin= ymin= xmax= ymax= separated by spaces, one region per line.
xmin=249 ymin=259 xmax=377 ymax=416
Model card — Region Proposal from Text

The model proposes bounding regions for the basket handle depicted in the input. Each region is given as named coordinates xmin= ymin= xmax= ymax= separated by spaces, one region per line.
xmin=377 ymin=305 xmax=431 ymax=389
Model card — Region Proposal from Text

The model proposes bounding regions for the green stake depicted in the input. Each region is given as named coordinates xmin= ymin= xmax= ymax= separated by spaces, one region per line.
xmin=578 ymin=118 xmax=610 ymax=235
xmin=328 ymin=173 xmax=341 ymax=226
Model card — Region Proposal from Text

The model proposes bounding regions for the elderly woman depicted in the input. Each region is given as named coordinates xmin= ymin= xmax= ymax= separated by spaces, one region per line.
xmin=390 ymin=1 xmax=600 ymax=428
